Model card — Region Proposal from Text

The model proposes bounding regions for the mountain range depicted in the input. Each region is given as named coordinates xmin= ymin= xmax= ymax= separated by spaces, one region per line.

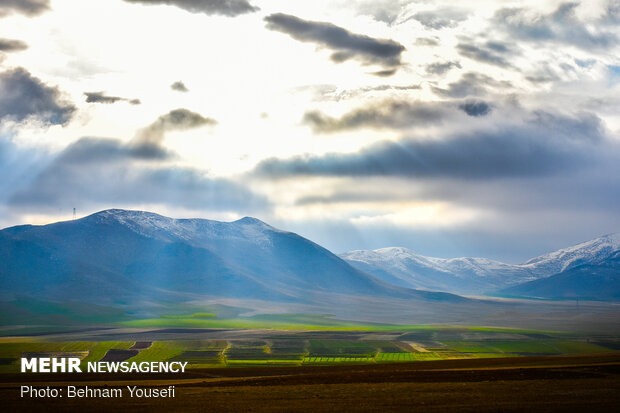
xmin=1 ymin=208 xmax=618 ymax=324
xmin=340 ymin=233 xmax=620 ymax=299
xmin=0 ymin=209 xmax=460 ymax=310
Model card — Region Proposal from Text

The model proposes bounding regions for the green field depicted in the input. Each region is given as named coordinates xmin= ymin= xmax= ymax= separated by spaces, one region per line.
xmin=0 ymin=341 xmax=135 ymax=372
xmin=1 ymin=319 xmax=619 ymax=372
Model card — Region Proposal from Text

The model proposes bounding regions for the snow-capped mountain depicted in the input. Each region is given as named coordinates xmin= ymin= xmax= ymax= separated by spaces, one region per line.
xmin=498 ymin=251 xmax=620 ymax=301
xmin=520 ymin=233 xmax=620 ymax=274
xmin=340 ymin=234 xmax=620 ymax=296
xmin=0 ymin=209 xmax=461 ymax=307
xmin=2 ymin=208 xmax=617 ymax=308
xmin=92 ymin=209 xmax=282 ymax=249
xmin=340 ymin=248 xmax=534 ymax=294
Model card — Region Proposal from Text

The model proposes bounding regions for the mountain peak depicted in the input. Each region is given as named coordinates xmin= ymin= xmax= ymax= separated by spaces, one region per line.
xmin=0 ymin=207 xmax=420 ymax=306
xmin=91 ymin=210 xmax=272 ymax=228
xmin=89 ymin=208 xmax=165 ymax=220
xmin=234 ymin=216 xmax=267 ymax=225
xmin=522 ymin=232 xmax=620 ymax=272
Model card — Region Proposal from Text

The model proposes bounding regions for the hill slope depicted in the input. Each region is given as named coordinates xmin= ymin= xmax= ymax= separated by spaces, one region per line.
xmin=0 ymin=209 xmax=461 ymax=308
xmin=498 ymin=252 xmax=620 ymax=301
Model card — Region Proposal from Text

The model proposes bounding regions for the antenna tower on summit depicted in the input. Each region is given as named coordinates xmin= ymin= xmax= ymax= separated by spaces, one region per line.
xmin=73 ymin=208 xmax=76 ymax=220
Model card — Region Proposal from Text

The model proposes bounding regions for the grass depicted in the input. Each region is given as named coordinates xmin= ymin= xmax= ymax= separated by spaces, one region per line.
xmin=121 ymin=317 xmax=376 ymax=331
xmin=226 ymin=360 xmax=302 ymax=367
xmin=80 ymin=341 xmax=134 ymax=366
xmin=308 ymin=340 xmax=378 ymax=357
xmin=0 ymin=341 xmax=134 ymax=372
xmin=303 ymin=356 xmax=375 ymax=364
xmin=545 ymin=341 xmax=609 ymax=354
xmin=126 ymin=341 xmax=187 ymax=363
xmin=161 ymin=312 xmax=217 ymax=319
xmin=376 ymin=353 xmax=420 ymax=362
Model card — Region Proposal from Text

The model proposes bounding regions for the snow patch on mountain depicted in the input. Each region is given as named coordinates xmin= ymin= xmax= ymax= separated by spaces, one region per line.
xmin=92 ymin=209 xmax=282 ymax=248
xmin=341 ymin=233 xmax=620 ymax=295
xmin=522 ymin=233 xmax=620 ymax=274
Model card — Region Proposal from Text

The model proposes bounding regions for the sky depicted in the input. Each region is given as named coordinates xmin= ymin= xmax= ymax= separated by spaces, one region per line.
xmin=1 ymin=0 xmax=619 ymax=262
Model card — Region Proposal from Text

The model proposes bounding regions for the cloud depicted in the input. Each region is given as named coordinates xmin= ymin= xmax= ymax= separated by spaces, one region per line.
xmin=412 ymin=8 xmax=467 ymax=29
xmin=84 ymin=92 xmax=141 ymax=105
xmin=371 ymin=69 xmax=397 ymax=77
xmin=256 ymin=111 xmax=609 ymax=180
xmin=303 ymin=100 xmax=454 ymax=133
xmin=353 ymin=0 xmax=414 ymax=26
xmin=59 ymin=137 xmax=171 ymax=162
xmin=1 ymin=105 xmax=260 ymax=216
xmin=432 ymin=72 xmax=512 ymax=98
xmin=493 ymin=3 xmax=618 ymax=50
xmin=171 ymin=80 xmax=189 ymax=92
xmin=0 ymin=0 xmax=49 ymax=18
xmin=134 ymin=108 xmax=217 ymax=145
xmin=123 ymin=0 xmax=258 ymax=17
xmin=0 ymin=38 xmax=28 ymax=52
xmin=426 ymin=61 xmax=461 ymax=75
xmin=8 ymin=137 xmax=268 ymax=213
xmin=604 ymin=0 xmax=620 ymax=24
xmin=414 ymin=37 xmax=439 ymax=46
xmin=458 ymin=100 xmax=491 ymax=117
xmin=299 ymin=83 xmax=420 ymax=102
xmin=0 ymin=67 xmax=76 ymax=126
xmin=456 ymin=41 xmax=514 ymax=67
xmin=264 ymin=13 xmax=405 ymax=74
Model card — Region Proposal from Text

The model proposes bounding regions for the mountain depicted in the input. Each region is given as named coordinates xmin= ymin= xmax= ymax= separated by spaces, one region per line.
xmin=340 ymin=248 xmax=534 ymax=295
xmin=498 ymin=252 xmax=620 ymax=301
xmin=520 ymin=233 xmax=620 ymax=274
xmin=340 ymin=234 xmax=620 ymax=296
xmin=0 ymin=209 xmax=461 ymax=309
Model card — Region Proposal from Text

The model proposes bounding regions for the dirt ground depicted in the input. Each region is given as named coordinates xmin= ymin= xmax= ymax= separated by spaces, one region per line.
xmin=2 ymin=353 xmax=619 ymax=412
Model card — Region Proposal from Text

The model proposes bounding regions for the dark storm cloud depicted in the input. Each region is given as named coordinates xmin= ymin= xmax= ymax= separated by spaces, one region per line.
xmin=459 ymin=100 xmax=491 ymax=117
xmin=456 ymin=41 xmax=515 ymax=67
xmin=494 ymin=2 xmax=618 ymax=49
xmin=84 ymin=92 xmax=141 ymax=105
xmin=134 ymin=108 xmax=217 ymax=145
xmin=303 ymin=100 xmax=453 ymax=133
xmin=264 ymin=13 xmax=405 ymax=73
xmin=432 ymin=72 xmax=512 ymax=98
xmin=171 ymin=80 xmax=189 ymax=92
xmin=426 ymin=61 xmax=461 ymax=75
xmin=412 ymin=9 xmax=467 ymax=29
xmin=0 ymin=38 xmax=28 ymax=52
xmin=123 ymin=0 xmax=258 ymax=17
xmin=256 ymin=112 xmax=607 ymax=179
xmin=0 ymin=0 xmax=49 ymax=17
xmin=7 ymin=138 xmax=268 ymax=213
xmin=0 ymin=68 xmax=76 ymax=126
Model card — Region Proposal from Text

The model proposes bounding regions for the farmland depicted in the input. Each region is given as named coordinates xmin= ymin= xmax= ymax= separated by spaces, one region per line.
xmin=2 ymin=321 xmax=619 ymax=412
xmin=2 ymin=353 xmax=620 ymax=412
xmin=1 ymin=321 xmax=619 ymax=372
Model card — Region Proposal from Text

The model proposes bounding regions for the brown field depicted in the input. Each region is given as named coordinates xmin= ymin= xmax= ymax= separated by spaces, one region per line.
xmin=2 ymin=353 xmax=619 ymax=412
